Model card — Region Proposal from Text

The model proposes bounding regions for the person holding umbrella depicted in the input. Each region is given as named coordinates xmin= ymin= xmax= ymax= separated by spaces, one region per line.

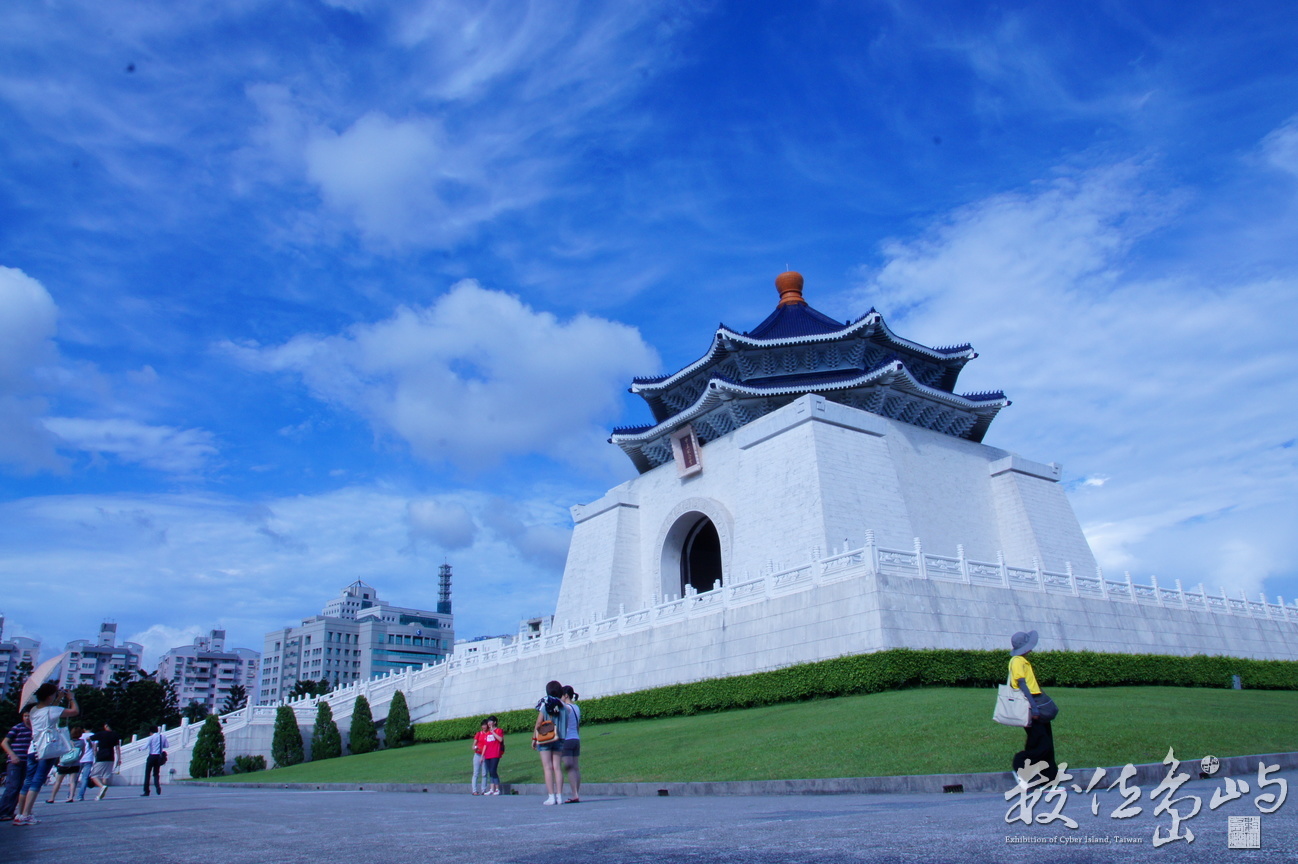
xmin=13 ymin=682 xmax=79 ymax=826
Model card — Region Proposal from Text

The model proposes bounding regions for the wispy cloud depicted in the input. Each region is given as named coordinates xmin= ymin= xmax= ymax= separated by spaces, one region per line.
xmin=0 ymin=484 xmax=570 ymax=663
xmin=847 ymin=149 xmax=1298 ymax=596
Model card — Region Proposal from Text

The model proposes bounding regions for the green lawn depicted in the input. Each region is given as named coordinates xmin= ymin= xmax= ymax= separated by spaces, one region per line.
xmin=204 ymin=687 xmax=1297 ymax=786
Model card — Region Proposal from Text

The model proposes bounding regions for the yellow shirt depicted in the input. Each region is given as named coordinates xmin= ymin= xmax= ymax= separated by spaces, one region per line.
xmin=1009 ymin=656 xmax=1040 ymax=695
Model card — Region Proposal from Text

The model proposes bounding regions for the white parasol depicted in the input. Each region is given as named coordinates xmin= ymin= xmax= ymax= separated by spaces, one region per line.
xmin=18 ymin=652 xmax=69 ymax=709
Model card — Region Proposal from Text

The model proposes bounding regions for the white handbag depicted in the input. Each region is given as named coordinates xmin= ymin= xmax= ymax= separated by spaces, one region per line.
xmin=993 ymin=674 xmax=1032 ymax=727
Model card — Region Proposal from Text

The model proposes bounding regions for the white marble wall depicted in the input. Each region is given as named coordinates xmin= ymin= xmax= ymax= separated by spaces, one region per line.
xmin=554 ymin=394 xmax=1097 ymax=628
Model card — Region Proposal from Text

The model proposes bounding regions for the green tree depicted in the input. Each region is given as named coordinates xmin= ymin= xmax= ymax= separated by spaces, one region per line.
xmin=287 ymin=678 xmax=332 ymax=700
xmin=182 ymin=700 xmax=210 ymax=723
xmin=385 ymin=690 xmax=411 ymax=748
xmin=311 ymin=701 xmax=342 ymax=760
xmin=0 ymin=660 xmax=35 ymax=730
xmin=348 ymin=695 xmax=379 ymax=754
xmin=221 ymin=684 xmax=248 ymax=714
xmin=189 ymin=714 xmax=226 ymax=778
xmin=271 ymin=705 xmax=304 ymax=768
xmin=123 ymin=677 xmax=181 ymax=739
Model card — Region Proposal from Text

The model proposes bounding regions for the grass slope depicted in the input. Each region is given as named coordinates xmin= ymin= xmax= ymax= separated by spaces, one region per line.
xmin=205 ymin=687 xmax=1297 ymax=786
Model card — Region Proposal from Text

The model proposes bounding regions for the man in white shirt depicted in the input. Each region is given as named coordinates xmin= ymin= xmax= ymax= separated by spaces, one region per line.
xmin=141 ymin=728 xmax=168 ymax=797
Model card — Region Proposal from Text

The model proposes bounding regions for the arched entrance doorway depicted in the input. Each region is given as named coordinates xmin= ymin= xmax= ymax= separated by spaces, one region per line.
xmin=680 ymin=517 xmax=722 ymax=594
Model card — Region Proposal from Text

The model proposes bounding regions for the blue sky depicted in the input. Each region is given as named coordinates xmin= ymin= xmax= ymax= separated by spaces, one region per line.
xmin=1 ymin=1 xmax=1296 ymax=667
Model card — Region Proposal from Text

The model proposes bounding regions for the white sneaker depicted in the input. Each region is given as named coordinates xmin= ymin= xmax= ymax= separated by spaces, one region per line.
xmin=543 ymin=794 xmax=556 ymax=805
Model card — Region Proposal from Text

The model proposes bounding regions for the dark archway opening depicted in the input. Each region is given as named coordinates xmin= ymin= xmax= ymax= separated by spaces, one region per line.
xmin=681 ymin=518 xmax=722 ymax=594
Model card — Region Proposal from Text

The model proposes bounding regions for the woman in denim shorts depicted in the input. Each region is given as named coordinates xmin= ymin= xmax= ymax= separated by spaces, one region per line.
xmin=533 ymin=681 xmax=566 ymax=806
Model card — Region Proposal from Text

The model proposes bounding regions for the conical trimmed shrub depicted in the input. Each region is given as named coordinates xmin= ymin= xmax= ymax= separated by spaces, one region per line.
xmin=386 ymin=690 xmax=411 ymax=748
xmin=189 ymin=714 xmax=226 ymax=778
xmin=312 ymin=700 xmax=342 ymax=760
xmin=271 ymin=705 xmax=304 ymax=768
xmin=349 ymin=695 xmax=379 ymax=754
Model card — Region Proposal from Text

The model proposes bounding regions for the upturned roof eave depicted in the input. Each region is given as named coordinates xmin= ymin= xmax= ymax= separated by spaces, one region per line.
xmin=612 ymin=363 xmax=1007 ymax=446
xmin=629 ymin=311 xmax=975 ymax=396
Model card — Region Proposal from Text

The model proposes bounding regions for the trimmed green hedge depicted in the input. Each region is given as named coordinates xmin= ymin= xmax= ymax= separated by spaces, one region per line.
xmin=412 ymin=648 xmax=1298 ymax=744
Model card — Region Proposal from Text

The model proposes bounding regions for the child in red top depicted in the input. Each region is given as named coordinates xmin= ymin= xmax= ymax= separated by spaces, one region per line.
xmin=471 ymin=721 xmax=489 ymax=795
xmin=481 ymin=717 xmax=504 ymax=796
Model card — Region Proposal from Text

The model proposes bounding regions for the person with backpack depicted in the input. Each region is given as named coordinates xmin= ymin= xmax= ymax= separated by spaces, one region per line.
xmin=481 ymin=716 xmax=504 ymax=796
xmin=44 ymin=726 xmax=86 ymax=802
xmin=559 ymin=685 xmax=581 ymax=804
xmin=533 ymin=680 xmax=566 ymax=805
xmin=13 ymin=682 xmax=79 ymax=826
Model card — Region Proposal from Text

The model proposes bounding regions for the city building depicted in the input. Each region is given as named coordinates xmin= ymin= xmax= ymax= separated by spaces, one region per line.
xmin=58 ymin=622 xmax=142 ymax=689
xmin=157 ymin=629 xmax=260 ymax=713
xmin=0 ymin=616 xmax=41 ymax=700
xmin=259 ymin=568 xmax=454 ymax=704
xmin=454 ymin=615 xmax=551 ymax=657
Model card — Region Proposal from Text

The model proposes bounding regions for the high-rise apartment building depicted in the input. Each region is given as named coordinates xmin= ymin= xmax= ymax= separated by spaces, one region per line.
xmin=0 ymin=616 xmax=41 ymax=700
xmin=157 ymin=629 xmax=260 ymax=713
xmin=58 ymin=622 xmax=142 ymax=689
xmin=259 ymin=573 xmax=454 ymax=704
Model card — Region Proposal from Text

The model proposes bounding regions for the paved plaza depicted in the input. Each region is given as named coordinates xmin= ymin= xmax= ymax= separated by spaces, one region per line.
xmin=2 ymin=779 xmax=1294 ymax=864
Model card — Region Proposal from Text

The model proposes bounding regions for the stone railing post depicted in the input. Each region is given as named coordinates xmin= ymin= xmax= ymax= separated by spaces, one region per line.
xmin=915 ymin=538 xmax=926 ymax=579
xmin=998 ymin=551 xmax=1008 ymax=588
xmin=1221 ymin=586 xmax=1232 ymax=615
xmin=957 ymin=544 xmax=969 ymax=583
xmin=1151 ymin=575 xmax=1164 ymax=607
xmin=1260 ymin=593 xmax=1273 ymax=619
xmin=1175 ymin=579 xmax=1187 ymax=608
xmin=864 ymin=529 xmax=877 ymax=574
xmin=1097 ymin=566 xmax=1108 ymax=600
xmin=1032 ymin=557 xmax=1043 ymax=592
xmin=1066 ymin=561 xmax=1077 ymax=596
xmin=1125 ymin=572 xmax=1135 ymax=602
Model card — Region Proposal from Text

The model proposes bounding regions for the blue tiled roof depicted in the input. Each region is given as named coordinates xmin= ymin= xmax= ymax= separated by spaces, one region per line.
xmin=744 ymin=302 xmax=848 ymax=340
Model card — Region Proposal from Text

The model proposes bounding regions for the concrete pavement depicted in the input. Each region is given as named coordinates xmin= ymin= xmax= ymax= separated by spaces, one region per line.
xmin=2 ymin=777 xmax=1293 ymax=864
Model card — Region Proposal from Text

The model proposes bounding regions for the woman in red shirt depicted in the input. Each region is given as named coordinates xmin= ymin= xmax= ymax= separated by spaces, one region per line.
xmin=480 ymin=716 xmax=504 ymax=796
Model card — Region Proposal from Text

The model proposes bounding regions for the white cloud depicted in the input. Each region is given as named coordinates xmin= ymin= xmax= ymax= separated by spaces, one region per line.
xmin=1261 ymin=116 xmax=1298 ymax=178
xmin=848 ymin=161 xmax=1298 ymax=596
xmin=407 ymin=498 xmax=478 ymax=551
xmin=225 ymin=280 xmax=657 ymax=472
xmin=240 ymin=2 xmax=695 ymax=247
xmin=0 ymin=485 xmax=571 ymax=666
xmin=43 ymin=417 xmax=218 ymax=476
xmin=302 ymin=111 xmax=538 ymax=247
xmin=126 ymin=623 xmax=205 ymax=671
xmin=0 ymin=266 xmax=62 ymax=471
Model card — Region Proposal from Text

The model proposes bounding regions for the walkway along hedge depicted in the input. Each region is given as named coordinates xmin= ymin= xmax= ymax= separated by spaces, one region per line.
xmin=411 ymin=648 xmax=1298 ymax=744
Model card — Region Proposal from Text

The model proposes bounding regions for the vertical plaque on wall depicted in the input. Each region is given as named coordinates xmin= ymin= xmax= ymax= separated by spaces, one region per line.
xmin=670 ymin=425 xmax=703 ymax=477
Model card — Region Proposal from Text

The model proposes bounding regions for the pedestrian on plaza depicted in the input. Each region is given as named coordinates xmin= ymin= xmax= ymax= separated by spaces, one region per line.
xmin=45 ymin=726 xmax=87 ymax=802
xmin=0 ymin=709 xmax=32 ymax=820
xmin=471 ymin=720 xmax=489 ymax=795
xmin=141 ymin=726 xmax=168 ymax=797
xmin=72 ymin=726 xmax=98 ymax=801
xmin=87 ymin=721 xmax=121 ymax=800
xmin=559 ymin=685 xmax=581 ymax=804
xmin=534 ymin=680 xmax=566 ymax=805
xmin=481 ymin=716 xmax=504 ymax=796
xmin=14 ymin=682 xmax=80 ymax=826
xmin=1009 ymin=630 xmax=1059 ymax=786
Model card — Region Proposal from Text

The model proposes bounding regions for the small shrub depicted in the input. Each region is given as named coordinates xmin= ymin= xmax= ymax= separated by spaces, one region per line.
xmin=386 ymin=690 xmax=411 ymax=748
xmin=349 ymin=695 xmax=379 ymax=755
xmin=271 ymin=705 xmax=304 ymax=768
xmin=189 ymin=714 xmax=226 ymax=778
xmin=231 ymin=754 xmax=266 ymax=774
xmin=312 ymin=701 xmax=342 ymax=760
